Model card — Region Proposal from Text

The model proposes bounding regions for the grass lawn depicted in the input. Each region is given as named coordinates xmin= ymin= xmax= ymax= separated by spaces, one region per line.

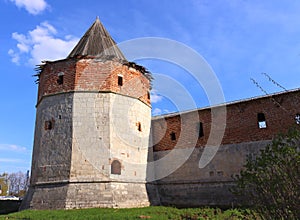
xmin=0 ymin=206 xmax=256 ymax=220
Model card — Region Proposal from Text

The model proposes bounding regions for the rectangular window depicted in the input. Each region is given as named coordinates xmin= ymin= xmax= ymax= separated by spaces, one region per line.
xmin=198 ymin=122 xmax=204 ymax=137
xmin=57 ymin=72 xmax=64 ymax=85
xmin=147 ymin=91 xmax=150 ymax=100
xmin=257 ymin=113 xmax=267 ymax=128
xmin=57 ymin=75 xmax=64 ymax=85
xmin=170 ymin=132 xmax=176 ymax=141
xmin=118 ymin=76 xmax=123 ymax=86
xmin=44 ymin=121 xmax=53 ymax=130
xmin=137 ymin=122 xmax=142 ymax=131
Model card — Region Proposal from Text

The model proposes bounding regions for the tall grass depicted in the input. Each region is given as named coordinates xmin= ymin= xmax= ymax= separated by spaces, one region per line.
xmin=0 ymin=206 xmax=256 ymax=220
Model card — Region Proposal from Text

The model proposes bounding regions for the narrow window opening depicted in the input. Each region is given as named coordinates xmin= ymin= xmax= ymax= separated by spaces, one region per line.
xmin=257 ymin=113 xmax=267 ymax=128
xmin=147 ymin=91 xmax=150 ymax=99
xmin=118 ymin=76 xmax=123 ymax=86
xmin=295 ymin=113 xmax=300 ymax=124
xmin=170 ymin=132 xmax=176 ymax=141
xmin=57 ymin=75 xmax=64 ymax=85
xmin=44 ymin=121 xmax=53 ymax=130
xmin=209 ymin=171 xmax=214 ymax=177
xmin=137 ymin=122 xmax=142 ymax=132
xmin=58 ymin=115 xmax=62 ymax=119
xmin=198 ymin=122 xmax=204 ymax=137
xmin=111 ymin=160 xmax=121 ymax=175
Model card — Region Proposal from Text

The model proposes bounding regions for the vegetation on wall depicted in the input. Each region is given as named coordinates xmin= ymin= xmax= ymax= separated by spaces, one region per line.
xmin=233 ymin=127 xmax=300 ymax=220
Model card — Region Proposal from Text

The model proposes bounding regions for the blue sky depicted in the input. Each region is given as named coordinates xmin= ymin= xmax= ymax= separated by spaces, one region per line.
xmin=1 ymin=0 xmax=300 ymax=174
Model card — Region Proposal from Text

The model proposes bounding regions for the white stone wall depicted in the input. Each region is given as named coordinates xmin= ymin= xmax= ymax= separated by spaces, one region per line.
xmin=110 ymin=93 xmax=151 ymax=181
xmin=25 ymin=91 xmax=151 ymax=210
xmin=70 ymin=92 xmax=151 ymax=182
xmin=70 ymin=92 xmax=111 ymax=181
xmin=31 ymin=93 xmax=73 ymax=184
xmin=150 ymin=140 xmax=270 ymax=207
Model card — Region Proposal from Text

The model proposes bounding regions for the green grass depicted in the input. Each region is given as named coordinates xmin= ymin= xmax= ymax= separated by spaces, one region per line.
xmin=0 ymin=206 xmax=257 ymax=220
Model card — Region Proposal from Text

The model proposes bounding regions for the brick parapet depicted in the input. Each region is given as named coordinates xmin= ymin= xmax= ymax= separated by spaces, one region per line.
xmin=37 ymin=57 xmax=151 ymax=106
xmin=152 ymin=89 xmax=300 ymax=151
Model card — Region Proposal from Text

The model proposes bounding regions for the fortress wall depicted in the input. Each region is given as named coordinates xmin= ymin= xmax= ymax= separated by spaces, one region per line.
xmin=24 ymin=56 xmax=152 ymax=209
xmin=22 ymin=93 xmax=73 ymax=210
xmin=155 ymin=182 xmax=237 ymax=208
xmin=37 ymin=59 xmax=77 ymax=102
xmin=64 ymin=182 xmax=149 ymax=209
xmin=75 ymin=59 xmax=151 ymax=105
xmin=107 ymin=92 xmax=151 ymax=207
xmin=22 ymin=184 xmax=69 ymax=210
xmin=151 ymin=141 xmax=270 ymax=207
xmin=38 ymin=58 xmax=150 ymax=106
xmin=70 ymin=92 xmax=111 ymax=182
xmin=23 ymin=181 xmax=149 ymax=209
xmin=152 ymin=89 xmax=300 ymax=152
xmin=70 ymin=92 xmax=151 ymax=182
xmin=68 ymin=91 xmax=151 ymax=208
xmin=31 ymin=93 xmax=73 ymax=184
xmin=153 ymin=141 xmax=270 ymax=183
xmin=25 ymin=91 xmax=151 ymax=210
xmin=25 ymin=17 xmax=300 ymax=210
xmin=110 ymin=93 xmax=151 ymax=181
xmin=150 ymin=89 xmax=300 ymax=207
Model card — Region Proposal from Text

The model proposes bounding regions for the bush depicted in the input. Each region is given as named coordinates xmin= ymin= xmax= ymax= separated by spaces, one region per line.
xmin=233 ymin=127 xmax=300 ymax=219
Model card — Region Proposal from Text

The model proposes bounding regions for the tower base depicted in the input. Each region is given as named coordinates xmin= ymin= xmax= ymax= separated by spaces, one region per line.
xmin=20 ymin=181 xmax=150 ymax=210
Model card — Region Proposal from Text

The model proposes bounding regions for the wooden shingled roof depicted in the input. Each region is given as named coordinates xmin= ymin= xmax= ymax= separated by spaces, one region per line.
xmin=68 ymin=17 xmax=126 ymax=60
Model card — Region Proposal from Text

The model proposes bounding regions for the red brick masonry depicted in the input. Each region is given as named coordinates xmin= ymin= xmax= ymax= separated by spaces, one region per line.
xmin=152 ymin=89 xmax=300 ymax=151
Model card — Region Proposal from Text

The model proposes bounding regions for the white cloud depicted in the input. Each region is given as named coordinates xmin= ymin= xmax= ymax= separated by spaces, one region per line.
xmin=12 ymin=32 xmax=30 ymax=53
xmin=152 ymin=108 xmax=170 ymax=116
xmin=0 ymin=158 xmax=24 ymax=163
xmin=8 ymin=49 xmax=20 ymax=64
xmin=10 ymin=0 xmax=48 ymax=15
xmin=152 ymin=108 xmax=162 ymax=115
xmin=0 ymin=144 xmax=29 ymax=154
xmin=9 ymin=22 xmax=79 ymax=66
xmin=150 ymin=90 xmax=163 ymax=103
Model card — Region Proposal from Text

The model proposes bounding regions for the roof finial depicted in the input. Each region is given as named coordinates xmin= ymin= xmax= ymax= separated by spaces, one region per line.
xmin=96 ymin=16 xmax=99 ymax=21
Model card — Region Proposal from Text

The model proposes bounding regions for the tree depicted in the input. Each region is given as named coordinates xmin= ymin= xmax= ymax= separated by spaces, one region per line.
xmin=0 ymin=173 xmax=9 ymax=196
xmin=7 ymin=171 xmax=28 ymax=197
xmin=233 ymin=127 xmax=300 ymax=219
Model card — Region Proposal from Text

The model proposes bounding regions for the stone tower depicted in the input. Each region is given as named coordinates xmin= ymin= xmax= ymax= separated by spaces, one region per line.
xmin=21 ymin=18 xmax=152 ymax=209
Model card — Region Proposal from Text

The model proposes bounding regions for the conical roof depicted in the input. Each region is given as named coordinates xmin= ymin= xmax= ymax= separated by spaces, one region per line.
xmin=68 ymin=17 xmax=126 ymax=60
